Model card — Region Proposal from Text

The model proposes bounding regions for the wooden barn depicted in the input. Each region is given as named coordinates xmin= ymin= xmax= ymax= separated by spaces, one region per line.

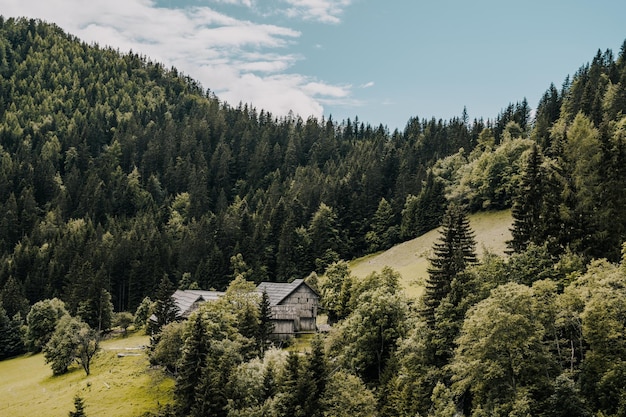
xmin=171 ymin=289 xmax=224 ymax=319
xmin=256 ymin=279 xmax=319 ymax=339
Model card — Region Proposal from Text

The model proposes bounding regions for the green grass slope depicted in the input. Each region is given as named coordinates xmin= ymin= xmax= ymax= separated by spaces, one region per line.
xmin=0 ymin=331 xmax=174 ymax=417
xmin=349 ymin=209 xmax=513 ymax=299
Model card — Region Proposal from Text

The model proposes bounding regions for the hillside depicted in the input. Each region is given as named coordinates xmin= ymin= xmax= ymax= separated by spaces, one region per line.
xmin=0 ymin=17 xmax=494 ymax=313
xmin=0 ymin=332 xmax=173 ymax=417
xmin=349 ymin=210 xmax=513 ymax=298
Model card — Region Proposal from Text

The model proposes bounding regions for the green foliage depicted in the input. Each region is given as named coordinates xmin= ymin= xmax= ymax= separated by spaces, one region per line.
xmin=77 ymin=287 xmax=114 ymax=333
xmin=366 ymin=197 xmax=399 ymax=253
xmin=134 ymin=296 xmax=154 ymax=329
xmin=114 ymin=311 xmax=134 ymax=335
xmin=150 ymin=321 xmax=185 ymax=374
xmin=400 ymin=173 xmax=447 ymax=240
xmin=508 ymin=144 xmax=547 ymax=253
xmin=0 ymin=331 xmax=174 ymax=416
xmin=174 ymin=301 xmax=244 ymax=416
xmin=43 ymin=315 xmax=99 ymax=376
xmin=450 ymin=283 xmax=555 ymax=415
xmin=0 ymin=302 xmax=24 ymax=359
xmin=308 ymin=203 xmax=342 ymax=273
xmin=26 ymin=297 xmax=69 ymax=352
xmin=320 ymin=370 xmax=377 ymax=417
xmin=0 ymin=276 xmax=29 ymax=318
xmin=429 ymin=381 xmax=456 ymax=417
xmin=175 ymin=314 xmax=211 ymax=416
xmin=0 ymin=18 xmax=493 ymax=316
xmin=328 ymin=268 xmax=409 ymax=384
xmin=448 ymin=136 xmax=533 ymax=210
xmin=319 ymin=260 xmax=354 ymax=323
xmin=2 ymin=16 xmax=626 ymax=417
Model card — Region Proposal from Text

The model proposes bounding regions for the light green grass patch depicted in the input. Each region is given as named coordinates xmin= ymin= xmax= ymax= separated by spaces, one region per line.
xmin=349 ymin=209 xmax=513 ymax=299
xmin=286 ymin=333 xmax=316 ymax=354
xmin=0 ymin=331 xmax=174 ymax=417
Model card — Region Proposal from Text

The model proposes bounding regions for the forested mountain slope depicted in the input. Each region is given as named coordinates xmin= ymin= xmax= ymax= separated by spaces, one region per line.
xmin=0 ymin=17 xmax=503 ymax=312
xmin=0 ymin=16 xmax=624 ymax=313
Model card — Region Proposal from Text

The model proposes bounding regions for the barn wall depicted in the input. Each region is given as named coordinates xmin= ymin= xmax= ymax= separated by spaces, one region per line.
xmin=268 ymin=283 xmax=320 ymax=338
xmin=280 ymin=286 xmax=318 ymax=321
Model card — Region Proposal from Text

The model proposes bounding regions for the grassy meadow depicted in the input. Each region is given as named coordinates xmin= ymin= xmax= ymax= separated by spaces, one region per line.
xmin=0 ymin=331 xmax=174 ymax=417
xmin=349 ymin=209 xmax=513 ymax=299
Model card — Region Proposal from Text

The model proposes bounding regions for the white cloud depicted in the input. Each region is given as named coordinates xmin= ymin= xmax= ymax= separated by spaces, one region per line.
xmin=302 ymin=81 xmax=350 ymax=97
xmin=360 ymin=81 xmax=375 ymax=88
xmin=283 ymin=0 xmax=352 ymax=24
xmin=210 ymin=0 xmax=256 ymax=7
xmin=1 ymin=0 xmax=357 ymax=119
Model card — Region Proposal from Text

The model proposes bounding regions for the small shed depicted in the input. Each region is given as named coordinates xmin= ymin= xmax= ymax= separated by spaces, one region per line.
xmin=257 ymin=279 xmax=319 ymax=339
xmin=171 ymin=289 xmax=224 ymax=319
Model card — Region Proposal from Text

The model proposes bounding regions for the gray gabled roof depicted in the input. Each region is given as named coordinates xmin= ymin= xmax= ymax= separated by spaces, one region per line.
xmin=256 ymin=279 xmax=318 ymax=306
xmin=172 ymin=289 xmax=224 ymax=318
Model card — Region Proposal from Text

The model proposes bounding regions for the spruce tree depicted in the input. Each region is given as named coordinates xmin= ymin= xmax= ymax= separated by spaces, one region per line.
xmin=0 ymin=303 xmax=24 ymax=359
xmin=175 ymin=313 xmax=210 ymax=416
xmin=257 ymin=289 xmax=274 ymax=356
xmin=301 ymin=335 xmax=328 ymax=417
xmin=422 ymin=204 xmax=476 ymax=327
xmin=508 ymin=143 xmax=544 ymax=253
xmin=68 ymin=395 xmax=87 ymax=417
xmin=149 ymin=274 xmax=178 ymax=337
xmin=275 ymin=352 xmax=302 ymax=417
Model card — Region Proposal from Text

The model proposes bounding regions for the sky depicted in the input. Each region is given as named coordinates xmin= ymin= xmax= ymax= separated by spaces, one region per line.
xmin=2 ymin=0 xmax=626 ymax=131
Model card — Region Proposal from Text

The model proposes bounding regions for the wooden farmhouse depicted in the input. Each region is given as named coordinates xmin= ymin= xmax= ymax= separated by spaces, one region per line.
xmin=256 ymin=279 xmax=320 ymax=339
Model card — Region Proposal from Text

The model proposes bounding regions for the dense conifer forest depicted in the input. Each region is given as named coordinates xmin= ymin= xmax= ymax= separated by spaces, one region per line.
xmin=2 ymin=16 xmax=626 ymax=417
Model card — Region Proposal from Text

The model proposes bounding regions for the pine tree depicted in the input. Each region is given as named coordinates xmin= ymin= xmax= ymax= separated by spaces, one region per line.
xmin=366 ymin=197 xmax=398 ymax=252
xmin=175 ymin=313 xmax=210 ymax=416
xmin=508 ymin=143 xmax=544 ymax=253
xmin=0 ymin=303 xmax=25 ymax=359
xmin=68 ymin=395 xmax=87 ymax=417
xmin=301 ymin=335 xmax=328 ymax=417
xmin=422 ymin=204 xmax=476 ymax=327
xmin=257 ymin=289 xmax=274 ymax=356
xmin=0 ymin=276 xmax=29 ymax=318
xmin=149 ymin=274 xmax=178 ymax=337
xmin=275 ymin=352 xmax=303 ymax=417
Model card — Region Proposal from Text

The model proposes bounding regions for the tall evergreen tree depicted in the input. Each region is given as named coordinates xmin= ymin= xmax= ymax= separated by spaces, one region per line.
xmin=508 ymin=143 xmax=545 ymax=253
xmin=365 ymin=197 xmax=398 ymax=252
xmin=175 ymin=313 xmax=210 ymax=417
xmin=257 ymin=289 xmax=274 ymax=356
xmin=148 ymin=275 xmax=179 ymax=338
xmin=0 ymin=275 xmax=29 ymax=318
xmin=301 ymin=335 xmax=328 ymax=417
xmin=0 ymin=302 xmax=24 ymax=359
xmin=422 ymin=204 xmax=476 ymax=327
xmin=400 ymin=172 xmax=447 ymax=240
xmin=275 ymin=352 xmax=303 ymax=417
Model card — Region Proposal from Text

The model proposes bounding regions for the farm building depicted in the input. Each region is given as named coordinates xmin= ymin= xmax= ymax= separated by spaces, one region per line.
xmin=256 ymin=279 xmax=319 ymax=339
xmin=171 ymin=289 xmax=224 ymax=319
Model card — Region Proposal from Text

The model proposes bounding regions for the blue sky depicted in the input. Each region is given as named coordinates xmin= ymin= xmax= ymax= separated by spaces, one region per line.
xmin=3 ymin=0 xmax=626 ymax=131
